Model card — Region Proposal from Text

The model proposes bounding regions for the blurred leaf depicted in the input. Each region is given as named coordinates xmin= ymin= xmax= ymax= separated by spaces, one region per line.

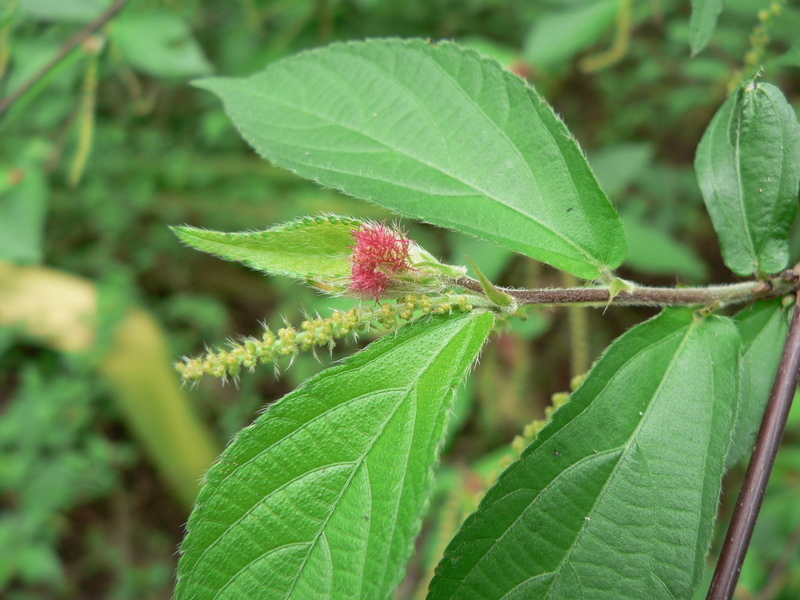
xmin=0 ymin=166 xmax=47 ymax=264
xmin=589 ymin=143 xmax=653 ymax=198
xmin=589 ymin=142 xmax=708 ymax=281
xmin=172 ymin=215 xmax=361 ymax=281
xmin=110 ymin=10 xmax=213 ymax=79
xmin=0 ymin=366 xmax=131 ymax=588
xmin=507 ymin=308 xmax=548 ymax=340
xmin=727 ymin=299 xmax=791 ymax=466
xmin=683 ymin=56 xmax=730 ymax=81
xmin=450 ymin=234 xmax=513 ymax=282
xmin=458 ymin=36 xmax=517 ymax=68
xmin=775 ymin=44 xmax=800 ymax=68
xmin=429 ymin=309 xmax=740 ymax=600
xmin=175 ymin=312 xmax=494 ymax=600
xmin=198 ymin=39 xmax=627 ymax=280
xmin=695 ymin=81 xmax=800 ymax=276
xmin=523 ymin=0 xmax=618 ymax=70
xmin=17 ymin=543 xmax=64 ymax=586
xmin=5 ymin=35 xmax=82 ymax=104
xmin=689 ymin=0 xmax=723 ymax=55
xmin=621 ymin=203 xmax=707 ymax=280
xmin=19 ymin=0 xmax=109 ymax=23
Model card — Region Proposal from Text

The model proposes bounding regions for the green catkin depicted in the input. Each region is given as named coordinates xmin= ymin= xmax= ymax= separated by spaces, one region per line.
xmin=68 ymin=37 xmax=102 ymax=188
xmin=176 ymin=294 xmax=474 ymax=383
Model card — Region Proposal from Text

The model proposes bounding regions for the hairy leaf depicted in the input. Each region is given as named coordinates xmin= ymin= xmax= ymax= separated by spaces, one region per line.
xmin=695 ymin=81 xmax=800 ymax=276
xmin=428 ymin=309 xmax=740 ymax=600
xmin=171 ymin=215 xmax=361 ymax=282
xmin=197 ymin=39 xmax=627 ymax=280
xmin=175 ymin=311 xmax=494 ymax=600
xmin=728 ymin=299 xmax=791 ymax=466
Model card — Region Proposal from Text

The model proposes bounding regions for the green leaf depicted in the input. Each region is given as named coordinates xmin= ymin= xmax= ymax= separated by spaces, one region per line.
xmin=197 ymin=39 xmax=627 ymax=280
xmin=175 ymin=311 xmax=494 ymax=600
xmin=727 ymin=298 xmax=791 ymax=466
xmin=171 ymin=215 xmax=362 ymax=282
xmin=110 ymin=10 xmax=213 ymax=80
xmin=428 ymin=309 xmax=740 ymax=600
xmin=689 ymin=0 xmax=724 ymax=55
xmin=695 ymin=81 xmax=800 ymax=276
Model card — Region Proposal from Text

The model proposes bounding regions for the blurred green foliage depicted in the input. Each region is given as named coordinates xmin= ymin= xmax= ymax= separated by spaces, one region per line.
xmin=0 ymin=364 xmax=135 ymax=591
xmin=0 ymin=0 xmax=798 ymax=597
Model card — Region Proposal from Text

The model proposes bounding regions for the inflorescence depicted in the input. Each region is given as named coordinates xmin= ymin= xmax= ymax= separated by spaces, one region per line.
xmin=176 ymin=294 xmax=475 ymax=383
xmin=349 ymin=221 xmax=413 ymax=301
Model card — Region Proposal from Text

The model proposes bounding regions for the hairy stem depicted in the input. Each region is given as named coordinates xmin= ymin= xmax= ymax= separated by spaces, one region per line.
xmin=453 ymin=271 xmax=799 ymax=308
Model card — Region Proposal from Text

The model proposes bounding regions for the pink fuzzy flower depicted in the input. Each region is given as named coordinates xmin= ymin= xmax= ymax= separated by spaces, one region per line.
xmin=349 ymin=222 xmax=412 ymax=301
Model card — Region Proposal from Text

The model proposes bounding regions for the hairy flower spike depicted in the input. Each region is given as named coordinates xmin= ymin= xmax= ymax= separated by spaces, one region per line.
xmin=349 ymin=222 xmax=413 ymax=301
xmin=176 ymin=294 xmax=480 ymax=383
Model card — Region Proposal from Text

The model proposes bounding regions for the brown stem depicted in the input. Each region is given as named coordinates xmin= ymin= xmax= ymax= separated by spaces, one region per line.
xmin=453 ymin=272 xmax=798 ymax=308
xmin=706 ymin=291 xmax=800 ymax=600
xmin=0 ymin=0 xmax=130 ymax=119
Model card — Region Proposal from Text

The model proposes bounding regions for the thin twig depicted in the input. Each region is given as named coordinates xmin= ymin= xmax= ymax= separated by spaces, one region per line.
xmin=0 ymin=0 xmax=130 ymax=119
xmin=706 ymin=291 xmax=800 ymax=600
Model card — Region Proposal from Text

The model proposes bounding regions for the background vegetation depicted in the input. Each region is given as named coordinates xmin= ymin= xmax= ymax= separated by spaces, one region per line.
xmin=1 ymin=0 xmax=799 ymax=598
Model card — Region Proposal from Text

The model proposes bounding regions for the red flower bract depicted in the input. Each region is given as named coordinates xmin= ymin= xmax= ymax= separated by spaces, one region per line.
xmin=349 ymin=223 xmax=412 ymax=301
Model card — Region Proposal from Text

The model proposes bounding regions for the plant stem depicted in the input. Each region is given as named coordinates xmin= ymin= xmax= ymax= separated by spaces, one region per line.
xmin=706 ymin=291 xmax=800 ymax=600
xmin=0 ymin=0 xmax=130 ymax=119
xmin=454 ymin=271 xmax=798 ymax=308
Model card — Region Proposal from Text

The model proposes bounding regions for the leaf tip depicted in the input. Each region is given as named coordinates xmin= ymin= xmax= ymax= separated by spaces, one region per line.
xmin=170 ymin=224 xmax=197 ymax=243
